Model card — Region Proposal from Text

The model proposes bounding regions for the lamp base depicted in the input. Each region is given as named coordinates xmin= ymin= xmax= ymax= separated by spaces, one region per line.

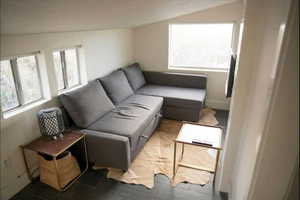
xmin=51 ymin=133 xmax=64 ymax=140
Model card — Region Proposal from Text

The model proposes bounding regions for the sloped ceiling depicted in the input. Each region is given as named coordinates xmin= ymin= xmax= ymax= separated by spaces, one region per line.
xmin=1 ymin=0 xmax=237 ymax=35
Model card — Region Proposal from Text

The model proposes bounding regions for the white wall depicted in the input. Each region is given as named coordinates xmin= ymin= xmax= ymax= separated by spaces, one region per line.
xmin=1 ymin=29 xmax=133 ymax=81
xmin=0 ymin=29 xmax=133 ymax=200
xmin=247 ymin=1 xmax=298 ymax=198
xmin=217 ymin=0 xmax=296 ymax=199
xmin=133 ymin=2 xmax=244 ymax=110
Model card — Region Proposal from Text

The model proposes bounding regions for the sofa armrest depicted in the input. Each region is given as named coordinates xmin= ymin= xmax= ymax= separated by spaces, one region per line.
xmin=82 ymin=129 xmax=131 ymax=170
xmin=143 ymin=71 xmax=207 ymax=89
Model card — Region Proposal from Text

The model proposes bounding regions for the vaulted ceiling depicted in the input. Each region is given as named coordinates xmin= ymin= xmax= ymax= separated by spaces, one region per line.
xmin=1 ymin=0 xmax=237 ymax=35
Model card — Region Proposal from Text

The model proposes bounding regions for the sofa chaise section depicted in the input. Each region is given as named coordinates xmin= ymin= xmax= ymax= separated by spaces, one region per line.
xmin=137 ymin=84 xmax=206 ymax=121
xmin=134 ymin=71 xmax=207 ymax=122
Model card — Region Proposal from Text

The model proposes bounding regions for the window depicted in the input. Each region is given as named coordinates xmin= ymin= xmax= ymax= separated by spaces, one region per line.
xmin=169 ymin=23 xmax=234 ymax=70
xmin=53 ymin=48 xmax=80 ymax=91
xmin=1 ymin=55 xmax=43 ymax=112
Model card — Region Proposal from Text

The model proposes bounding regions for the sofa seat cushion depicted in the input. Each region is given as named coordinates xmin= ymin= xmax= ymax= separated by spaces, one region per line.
xmin=59 ymin=81 xmax=115 ymax=128
xmin=87 ymin=94 xmax=163 ymax=151
xmin=123 ymin=63 xmax=146 ymax=91
xmin=136 ymin=84 xmax=206 ymax=109
xmin=100 ymin=70 xmax=134 ymax=104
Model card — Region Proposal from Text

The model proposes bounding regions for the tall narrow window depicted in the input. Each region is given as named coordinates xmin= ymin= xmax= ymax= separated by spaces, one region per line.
xmin=0 ymin=54 xmax=43 ymax=112
xmin=169 ymin=23 xmax=234 ymax=69
xmin=53 ymin=51 xmax=65 ymax=90
xmin=0 ymin=60 xmax=19 ymax=111
xmin=53 ymin=48 xmax=80 ymax=91
xmin=17 ymin=56 xmax=42 ymax=103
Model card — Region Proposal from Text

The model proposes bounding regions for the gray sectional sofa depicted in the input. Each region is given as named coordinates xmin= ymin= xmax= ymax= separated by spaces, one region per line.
xmin=59 ymin=63 xmax=207 ymax=170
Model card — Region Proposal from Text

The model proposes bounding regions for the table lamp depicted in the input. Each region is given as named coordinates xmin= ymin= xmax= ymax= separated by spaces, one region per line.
xmin=37 ymin=107 xmax=65 ymax=140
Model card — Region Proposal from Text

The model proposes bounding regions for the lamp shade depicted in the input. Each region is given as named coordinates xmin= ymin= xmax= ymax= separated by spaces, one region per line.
xmin=37 ymin=107 xmax=65 ymax=139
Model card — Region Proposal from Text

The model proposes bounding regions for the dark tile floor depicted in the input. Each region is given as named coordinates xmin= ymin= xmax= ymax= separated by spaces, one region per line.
xmin=11 ymin=109 xmax=229 ymax=200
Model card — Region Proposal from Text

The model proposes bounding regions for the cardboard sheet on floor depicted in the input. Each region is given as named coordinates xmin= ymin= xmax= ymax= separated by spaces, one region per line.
xmin=98 ymin=108 xmax=219 ymax=188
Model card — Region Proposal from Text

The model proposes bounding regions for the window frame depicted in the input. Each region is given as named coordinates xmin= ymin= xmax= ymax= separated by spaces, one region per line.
xmin=53 ymin=47 xmax=81 ymax=92
xmin=168 ymin=22 xmax=236 ymax=71
xmin=1 ymin=54 xmax=44 ymax=112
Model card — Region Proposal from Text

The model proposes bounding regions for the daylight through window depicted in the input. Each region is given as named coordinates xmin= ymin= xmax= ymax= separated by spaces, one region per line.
xmin=53 ymin=48 xmax=80 ymax=91
xmin=169 ymin=23 xmax=234 ymax=69
xmin=0 ymin=55 xmax=43 ymax=112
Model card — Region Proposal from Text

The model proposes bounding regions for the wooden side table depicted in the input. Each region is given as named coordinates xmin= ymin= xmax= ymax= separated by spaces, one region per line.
xmin=21 ymin=131 xmax=88 ymax=191
xmin=173 ymin=122 xmax=223 ymax=183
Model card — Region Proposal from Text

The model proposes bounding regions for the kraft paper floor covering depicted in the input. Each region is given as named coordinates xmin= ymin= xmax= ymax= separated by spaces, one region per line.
xmin=96 ymin=108 xmax=219 ymax=188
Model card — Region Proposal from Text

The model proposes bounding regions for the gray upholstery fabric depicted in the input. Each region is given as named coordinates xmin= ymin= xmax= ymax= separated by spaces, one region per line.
xmin=120 ymin=93 xmax=164 ymax=109
xmin=59 ymin=68 xmax=208 ymax=171
xmin=136 ymin=84 xmax=206 ymax=109
xmin=131 ymin=114 xmax=161 ymax=160
xmin=163 ymin=106 xmax=201 ymax=122
xmin=123 ymin=63 xmax=146 ymax=91
xmin=59 ymin=81 xmax=115 ymax=128
xmin=87 ymin=94 xmax=163 ymax=152
xmin=83 ymin=129 xmax=131 ymax=170
xmin=100 ymin=70 xmax=134 ymax=104
xmin=143 ymin=71 xmax=207 ymax=89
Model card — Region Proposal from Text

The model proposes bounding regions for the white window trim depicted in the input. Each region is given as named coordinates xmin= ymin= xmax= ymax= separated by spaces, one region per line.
xmin=1 ymin=53 xmax=46 ymax=115
xmin=2 ymin=98 xmax=50 ymax=119
xmin=168 ymin=22 xmax=237 ymax=71
xmin=168 ymin=66 xmax=229 ymax=73
xmin=1 ymin=45 xmax=87 ymax=119
xmin=1 ymin=52 xmax=51 ymax=119
xmin=53 ymin=46 xmax=84 ymax=94
xmin=58 ymin=83 xmax=87 ymax=95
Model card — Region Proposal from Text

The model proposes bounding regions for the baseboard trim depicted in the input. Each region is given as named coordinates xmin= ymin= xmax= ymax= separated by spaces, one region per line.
xmin=206 ymin=99 xmax=230 ymax=110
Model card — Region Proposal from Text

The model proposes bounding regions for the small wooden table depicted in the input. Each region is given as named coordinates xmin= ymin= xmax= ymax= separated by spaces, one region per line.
xmin=173 ymin=123 xmax=223 ymax=183
xmin=21 ymin=131 xmax=88 ymax=191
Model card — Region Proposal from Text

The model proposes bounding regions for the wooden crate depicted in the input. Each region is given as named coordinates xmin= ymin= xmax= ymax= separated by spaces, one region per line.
xmin=38 ymin=151 xmax=81 ymax=190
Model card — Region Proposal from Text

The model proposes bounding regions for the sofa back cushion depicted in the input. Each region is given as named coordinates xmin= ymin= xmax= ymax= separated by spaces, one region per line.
xmin=100 ymin=70 xmax=134 ymax=104
xmin=143 ymin=71 xmax=207 ymax=89
xmin=123 ymin=63 xmax=146 ymax=91
xmin=59 ymin=80 xmax=114 ymax=128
